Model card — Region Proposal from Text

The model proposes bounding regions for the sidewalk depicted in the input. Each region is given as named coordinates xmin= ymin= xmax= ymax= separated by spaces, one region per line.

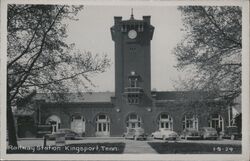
xmin=123 ymin=140 xmax=157 ymax=154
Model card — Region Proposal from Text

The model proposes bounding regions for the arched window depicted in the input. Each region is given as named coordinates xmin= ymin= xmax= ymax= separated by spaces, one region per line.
xmin=126 ymin=113 xmax=142 ymax=129
xmin=182 ymin=115 xmax=198 ymax=130
xmin=95 ymin=114 xmax=110 ymax=136
xmin=46 ymin=115 xmax=61 ymax=133
xmin=209 ymin=114 xmax=224 ymax=131
xmin=158 ymin=113 xmax=173 ymax=130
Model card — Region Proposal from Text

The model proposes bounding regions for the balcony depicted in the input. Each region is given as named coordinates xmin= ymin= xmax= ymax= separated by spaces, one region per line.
xmin=124 ymin=87 xmax=143 ymax=95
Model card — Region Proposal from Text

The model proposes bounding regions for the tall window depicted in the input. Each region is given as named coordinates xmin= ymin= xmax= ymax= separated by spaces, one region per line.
xmin=129 ymin=47 xmax=136 ymax=54
xmin=209 ymin=114 xmax=224 ymax=131
xmin=127 ymin=94 xmax=139 ymax=104
xmin=182 ymin=115 xmax=198 ymax=130
xmin=129 ymin=78 xmax=138 ymax=87
xmin=158 ymin=113 xmax=173 ymax=130
xmin=95 ymin=114 xmax=110 ymax=136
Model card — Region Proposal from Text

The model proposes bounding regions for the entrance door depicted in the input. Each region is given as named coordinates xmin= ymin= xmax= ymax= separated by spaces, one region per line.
xmin=46 ymin=115 xmax=61 ymax=133
xmin=126 ymin=113 xmax=142 ymax=129
xmin=95 ymin=114 xmax=110 ymax=137
xmin=71 ymin=115 xmax=85 ymax=135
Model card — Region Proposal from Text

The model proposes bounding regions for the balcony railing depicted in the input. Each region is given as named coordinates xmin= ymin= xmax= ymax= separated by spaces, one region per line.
xmin=124 ymin=87 xmax=143 ymax=94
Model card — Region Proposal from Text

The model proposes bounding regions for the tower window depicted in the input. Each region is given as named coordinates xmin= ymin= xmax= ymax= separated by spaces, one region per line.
xmin=129 ymin=47 xmax=136 ymax=54
xmin=127 ymin=94 xmax=139 ymax=104
xmin=129 ymin=78 xmax=138 ymax=87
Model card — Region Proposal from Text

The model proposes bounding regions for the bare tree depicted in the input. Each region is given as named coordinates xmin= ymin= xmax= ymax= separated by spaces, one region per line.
xmin=7 ymin=4 xmax=110 ymax=146
xmin=173 ymin=6 xmax=241 ymax=99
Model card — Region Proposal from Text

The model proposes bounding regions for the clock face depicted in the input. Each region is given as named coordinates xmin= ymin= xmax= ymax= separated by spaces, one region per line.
xmin=128 ymin=30 xmax=137 ymax=39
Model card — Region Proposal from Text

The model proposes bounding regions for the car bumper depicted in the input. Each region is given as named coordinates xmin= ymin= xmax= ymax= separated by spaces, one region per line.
xmin=167 ymin=136 xmax=178 ymax=140
xmin=137 ymin=135 xmax=147 ymax=139
xmin=204 ymin=135 xmax=218 ymax=139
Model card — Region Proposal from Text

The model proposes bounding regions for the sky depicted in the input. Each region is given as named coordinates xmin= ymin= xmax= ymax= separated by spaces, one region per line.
xmin=66 ymin=5 xmax=186 ymax=92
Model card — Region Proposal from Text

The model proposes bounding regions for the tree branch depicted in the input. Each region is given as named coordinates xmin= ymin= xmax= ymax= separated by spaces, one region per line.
xmin=201 ymin=7 xmax=242 ymax=48
xmin=8 ymin=6 xmax=66 ymax=102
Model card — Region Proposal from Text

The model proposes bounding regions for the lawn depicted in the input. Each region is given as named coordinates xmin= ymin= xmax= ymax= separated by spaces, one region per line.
xmin=7 ymin=142 xmax=125 ymax=154
xmin=148 ymin=142 xmax=241 ymax=154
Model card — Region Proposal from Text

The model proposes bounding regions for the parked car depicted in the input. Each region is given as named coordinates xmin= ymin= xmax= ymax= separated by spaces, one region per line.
xmin=199 ymin=127 xmax=218 ymax=140
xmin=152 ymin=129 xmax=178 ymax=140
xmin=180 ymin=128 xmax=201 ymax=140
xmin=46 ymin=129 xmax=80 ymax=140
xmin=222 ymin=126 xmax=241 ymax=140
xmin=123 ymin=128 xmax=147 ymax=140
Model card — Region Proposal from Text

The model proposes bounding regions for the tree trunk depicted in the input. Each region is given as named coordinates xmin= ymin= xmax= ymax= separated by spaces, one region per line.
xmin=7 ymin=96 xmax=18 ymax=147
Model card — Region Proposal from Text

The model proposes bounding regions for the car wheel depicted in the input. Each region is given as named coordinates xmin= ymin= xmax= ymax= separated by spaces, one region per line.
xmin=231 ymin=135 xmax=235 ymax=140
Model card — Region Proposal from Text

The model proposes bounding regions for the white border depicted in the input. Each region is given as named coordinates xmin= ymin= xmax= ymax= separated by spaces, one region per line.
xmin=1 ymin=0 xmax=249 ymax=160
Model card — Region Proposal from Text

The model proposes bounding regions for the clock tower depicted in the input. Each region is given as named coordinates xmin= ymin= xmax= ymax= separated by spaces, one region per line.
xmin=111 ymin=11 xmax=154 ymax=105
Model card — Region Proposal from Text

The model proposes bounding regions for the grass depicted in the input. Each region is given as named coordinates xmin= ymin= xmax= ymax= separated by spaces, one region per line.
xmin=148 ymin=142 xmax=241 ymax=154
xmin=7 ymin=142 xmax=125 ymax=154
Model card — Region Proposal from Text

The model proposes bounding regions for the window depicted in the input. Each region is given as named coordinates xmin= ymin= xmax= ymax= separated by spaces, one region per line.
xmin=129 ymin=114 xmax=137 ymax=120
xmin=158 ymin=113 xmax=173 ymax=130
xmin=95 ymin=114 xmax=110 ymax=136
xmin=98 ymin=123 xmax=102 ymax=132
xmin=209 ymin=114 xmax=224 ymax=131
xmin=121 ymin=24 xmax=127 ymax=32
xmin=182 ymin=115 xmax=198 ymax=130
xmin=127 ymin=94 xmax=139 ymax=104
xmin=129 ymin=78 xmax=138 ymax=87
xmin=98 ymin=115 xmax=106 ymax=120
xmin=161 ymin=114 xmax=169 ymax=119
xmin=129 ymin=47 xmax=136 ymax=54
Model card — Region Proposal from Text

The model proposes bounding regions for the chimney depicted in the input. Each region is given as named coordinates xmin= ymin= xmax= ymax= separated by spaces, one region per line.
xmin=114 ymin=16 xmax=122 ymax=25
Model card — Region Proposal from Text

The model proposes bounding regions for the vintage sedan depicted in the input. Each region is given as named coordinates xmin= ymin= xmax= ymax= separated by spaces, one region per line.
xmin=180 ymin=128 xmax=201 ymax=140
xmin=152 ymin=129 xmax=178 ymax=140
xmin=199 ymin=127 xmax=218 ymax=140
xmin=123 ymin=128 xmax=147 ymax=140
xmin=222 ymin=126 xmax=241 ymax=140
xmin=46 ymin=129 xmax=81 ymax=140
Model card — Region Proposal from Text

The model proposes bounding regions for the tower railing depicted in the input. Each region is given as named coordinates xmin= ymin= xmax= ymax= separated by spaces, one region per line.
xmin=124 ymin=87 xmax=143 ymax=94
